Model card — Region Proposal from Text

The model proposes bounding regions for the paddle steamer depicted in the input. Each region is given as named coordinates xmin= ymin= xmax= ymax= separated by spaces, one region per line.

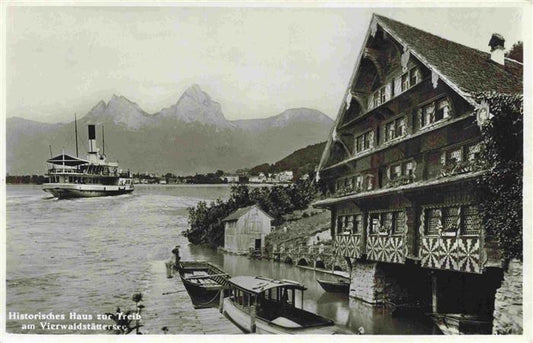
xmin=42 ymin=124 xmax=133 ymax=198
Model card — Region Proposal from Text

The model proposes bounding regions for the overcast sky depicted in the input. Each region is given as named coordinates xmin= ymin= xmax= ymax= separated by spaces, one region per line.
xmin=5 ymin=5 xmax=524 ymax=123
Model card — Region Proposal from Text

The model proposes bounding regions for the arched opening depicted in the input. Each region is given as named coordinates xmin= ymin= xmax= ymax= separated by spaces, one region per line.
xmin=341 ymin=96 xmax=363 ymax=125
xmin=297 ymin=258 xmax=309 ymax=267
xmin=353 ymin=58 xmax=381 ymax=93
xmin=315 ymin=260 xmax=326 ymax=269
xmin=333 ymin=265 xmax=343 ymax=271
xmin=284 ymin=256 xmax=293 ymax=265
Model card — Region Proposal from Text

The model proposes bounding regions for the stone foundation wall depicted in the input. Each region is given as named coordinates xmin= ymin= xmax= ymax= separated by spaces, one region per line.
xmin=349 ymin=261 xmax=431 ymax=306
xmin=492 ymin=259 xmax=523 ymax=334
xmin=349 ymin=261 xmax=380 ymax=303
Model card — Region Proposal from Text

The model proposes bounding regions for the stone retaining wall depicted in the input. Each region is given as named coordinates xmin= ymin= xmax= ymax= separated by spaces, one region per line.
xmin=492 ymin=259 xmax=523 ymax=334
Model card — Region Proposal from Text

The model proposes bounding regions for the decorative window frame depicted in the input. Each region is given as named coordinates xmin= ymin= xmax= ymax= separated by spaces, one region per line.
xmin=439 ymin=139 xmax=482 ymax=177
xmin=386 ymin=158 xmax=417 ymax=187
xmin=417 ymin=94 xmax=454 ymax=130
xmin=383 ymin=113 xmax=408 ymax=144
xmin=335 ymin=213 xmax=364 ymax=236
xmin=354 ymin=129 xmax=375 ymax=155
xmin=419 ymin=202 xmax=482 ymax=238
xmin=367 ymin=209 xmax=408 ymax=237
xmin=367 ymin=65 xmax=422 ymax=112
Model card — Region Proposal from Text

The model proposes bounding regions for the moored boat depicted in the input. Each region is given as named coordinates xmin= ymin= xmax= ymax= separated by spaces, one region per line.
xmin=316 ymin=278 xmax=350 ymax=293
xmin=177 ymin=261 xmax=230 ymax=308
xmin=222 ymin=275 xmax=346 ymax=334
xmin=429 ymin=313 xmax=492 ymax=335
xmin=42 ymin=124 xmax=133 ymax=198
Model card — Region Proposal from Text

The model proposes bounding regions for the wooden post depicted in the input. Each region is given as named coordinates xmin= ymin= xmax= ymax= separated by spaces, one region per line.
xmin=250 ymin=305 xmax=256 ymax=333
xmin=219 ymin=288 xmax=225 ymax=313
xmin=431 ymin=273 xmax=438 ymax=313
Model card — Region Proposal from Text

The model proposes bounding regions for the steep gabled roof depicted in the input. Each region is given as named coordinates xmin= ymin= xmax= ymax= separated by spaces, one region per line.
xmin=222 ymin=204 xmax=274 ymax=222
xmin=316 ymin=14 xmax=523 ymax=177
xmin=375 ymin=14 xmax=523 ymax=96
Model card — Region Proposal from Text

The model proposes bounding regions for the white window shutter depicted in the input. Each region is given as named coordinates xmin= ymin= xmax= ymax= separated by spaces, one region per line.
xmin=385 ymin=82 xmax=392 ymax=101
xmin=394 ymin=77 xmax=402 ymax=95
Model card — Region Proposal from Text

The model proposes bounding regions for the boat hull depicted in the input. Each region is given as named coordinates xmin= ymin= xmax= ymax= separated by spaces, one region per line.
xmin=316 ymin=279 xmax=350 ymax=293
xmin=180 ymin=275 xmax=222 ymax=299
xmin=177 ymin=261 xmax=229 ymax=308
xmin=222 ymin=298 xmax=340 ymax=334
xmin=42 ymin=183 xmax=133 ymax=199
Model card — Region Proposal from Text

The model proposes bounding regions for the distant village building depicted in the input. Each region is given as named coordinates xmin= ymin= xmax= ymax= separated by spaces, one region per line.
xmin=249 ymin=173 xmax=267 ymax=183
xmin=313 ymin=14 xmax=522 ymax=330
xmin=278 ymin=171 xmax=294 ymax=183
xmin=222 ymin=205 xmax=273 ymax=254
xmin=223 ymin=175 xmax=240 ymax=183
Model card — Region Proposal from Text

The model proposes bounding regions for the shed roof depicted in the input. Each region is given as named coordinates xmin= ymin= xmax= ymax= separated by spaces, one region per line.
xmin=228 ymin=276 xmax=306 ymax=294
xmin=222 ymin=204 xmax=274 ymax=222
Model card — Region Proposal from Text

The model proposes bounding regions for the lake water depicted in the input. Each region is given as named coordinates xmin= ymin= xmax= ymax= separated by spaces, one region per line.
xmin=5 ymin=184 xmax=438 ymax=334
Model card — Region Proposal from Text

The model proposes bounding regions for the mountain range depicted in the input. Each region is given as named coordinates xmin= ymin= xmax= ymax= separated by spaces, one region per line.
xmin=6 ymin=84 xmax=333 ymax=175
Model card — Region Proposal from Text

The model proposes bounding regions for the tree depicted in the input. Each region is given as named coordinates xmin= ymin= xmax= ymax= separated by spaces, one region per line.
xmin=505 ymin=41 xmax=523 ymax=62
xmin=185 ymin=180 xmax=319 ymax=247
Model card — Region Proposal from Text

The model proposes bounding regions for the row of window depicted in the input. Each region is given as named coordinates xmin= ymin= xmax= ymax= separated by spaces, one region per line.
xmin=334 ymin=205 xmax=481 ymax=237
xmin=369 ymin=211 xmax=406 ymax=234
xmin=335 ymin=211 xmax=406 ymax=235
xmin=368 ymin=66 xmax=421 ymax=111
xmin=425 ymin=205 xmax=481 ymax=236
xmin=336 ymin=214 xmax=363 ymax=235
xmin=48 ymin=176 xmax=122 ymax=185
xmin=335 ymin=174 xmax=374 ymax=193
xmin=336 ymin=140 xmax=481 ymax=194
xmin=442 ymin=143 xmax=481 ymax=165
xmin=354 ymin=96 xmax=452 ymax=156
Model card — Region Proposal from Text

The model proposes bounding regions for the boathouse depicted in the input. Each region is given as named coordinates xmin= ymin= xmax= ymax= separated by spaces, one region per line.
xmin=313 ymin=14 xmax=522 ymax=333
xmin=222 ymin=205 xmax=273 ymax=254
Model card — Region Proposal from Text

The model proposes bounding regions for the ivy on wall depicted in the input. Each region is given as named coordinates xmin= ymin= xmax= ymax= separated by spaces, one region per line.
xmin=475 ymin=92 xmax=523 ymax=261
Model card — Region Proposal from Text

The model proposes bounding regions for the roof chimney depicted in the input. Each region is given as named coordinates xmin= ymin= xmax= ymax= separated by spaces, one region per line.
xmin=489 ymin=33 xmax=505 ymax=65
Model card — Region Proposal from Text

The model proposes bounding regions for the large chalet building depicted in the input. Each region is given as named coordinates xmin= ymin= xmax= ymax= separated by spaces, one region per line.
xmin=314 ymin=14 xmax=522 ymax=319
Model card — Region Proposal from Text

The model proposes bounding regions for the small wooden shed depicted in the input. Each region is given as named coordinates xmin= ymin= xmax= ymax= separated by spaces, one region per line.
xmin=222 ymin=205 xmax=273 ymax=254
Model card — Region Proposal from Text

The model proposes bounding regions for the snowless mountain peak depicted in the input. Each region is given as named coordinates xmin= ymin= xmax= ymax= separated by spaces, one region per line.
xmin=159 ymin=84 xmax=232 ymax=128
xmin=84 ymin=94 xmax=149 ymax=130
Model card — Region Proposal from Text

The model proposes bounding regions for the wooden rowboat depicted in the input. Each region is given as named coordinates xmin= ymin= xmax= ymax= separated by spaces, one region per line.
xmin=316 ymin=278 xmax=350 ymax=293
xmin=177 ymin=261 xmax=230 ymax=308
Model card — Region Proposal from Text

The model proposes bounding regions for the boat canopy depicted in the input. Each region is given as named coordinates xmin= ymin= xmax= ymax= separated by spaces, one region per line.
xmin=228 ymin=276 xmax=306 ymax=294
xmin=47 ymin=153 xmax=88 ymax=166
